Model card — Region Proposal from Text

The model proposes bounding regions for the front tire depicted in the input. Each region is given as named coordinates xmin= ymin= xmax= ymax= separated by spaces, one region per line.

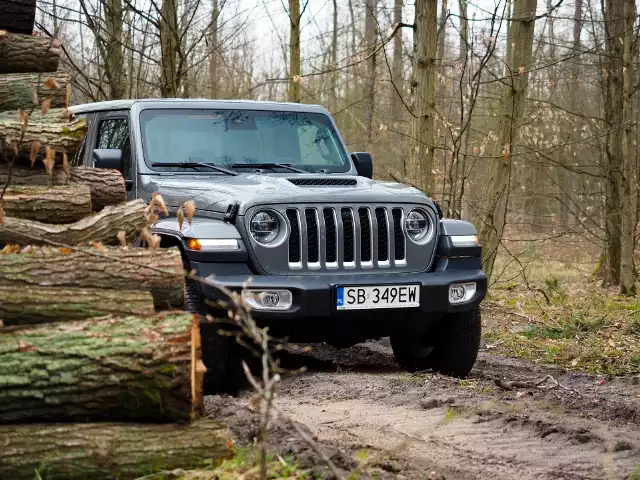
xmin=184 ymin=276 xmax=241 ymax=394
xmin=391 ymin=308 xmax=481 ymax=378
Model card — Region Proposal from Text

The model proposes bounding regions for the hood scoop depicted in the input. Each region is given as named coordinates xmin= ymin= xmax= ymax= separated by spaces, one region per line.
xmin=288 ymin=178 xmax=358 ymax=187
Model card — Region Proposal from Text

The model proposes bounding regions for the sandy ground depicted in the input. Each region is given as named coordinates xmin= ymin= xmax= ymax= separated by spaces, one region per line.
xmin=206 ymin=339 xmax=640 ymax=479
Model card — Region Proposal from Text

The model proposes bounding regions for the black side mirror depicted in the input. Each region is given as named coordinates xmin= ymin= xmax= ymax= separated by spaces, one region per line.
xmin=351 ymin=152 xmax=373 ymax=179
xmin=93 ymin=149 xmax=123 ymax=171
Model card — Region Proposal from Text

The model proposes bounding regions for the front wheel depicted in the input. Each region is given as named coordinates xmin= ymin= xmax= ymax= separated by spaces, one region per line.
xmin=185 ymin=276 xmax=241 ymax=394
xmin=391 ymin=308 xmax=481 ymax=378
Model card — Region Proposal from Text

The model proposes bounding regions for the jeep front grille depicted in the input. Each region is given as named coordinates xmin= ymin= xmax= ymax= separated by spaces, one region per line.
xmin=285 ymin=206 xmax=412 ymax=270
xmin=246 ymin=204 xmax=437 ymax=275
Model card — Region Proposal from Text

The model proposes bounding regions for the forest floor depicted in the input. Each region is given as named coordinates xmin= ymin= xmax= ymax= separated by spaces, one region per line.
xmin=201 ymin=337 xmax=640 ymax=479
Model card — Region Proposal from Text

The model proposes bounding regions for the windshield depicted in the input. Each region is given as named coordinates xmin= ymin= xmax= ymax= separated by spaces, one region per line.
xmin=140 ymin=109 xmax=350 ymax=173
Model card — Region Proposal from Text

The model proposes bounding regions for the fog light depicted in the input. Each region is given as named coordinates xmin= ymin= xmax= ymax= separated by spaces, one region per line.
xmin=242 ymin=289 xmax=292 ymax=311
xmin=448 ymin=283 xmax=476 ymax=304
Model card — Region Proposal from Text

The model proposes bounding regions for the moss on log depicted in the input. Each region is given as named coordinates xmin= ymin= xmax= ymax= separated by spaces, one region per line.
xmin=0 ymin=246 xmax=184 ymax=307
xmin=0 ymin=72 xmax=69 ymax=110
xmin=0 ymin=285 xmax=155 ymax=325
xmin=2 ymin=185 xmax=92 ymax=223
xmin=0 ymin=198 xmax=147 ymax=246
xmin=0 ymin=165 xmax=126 ymax=211
xmin=0 ymin=312 xmax=207 ymax=423
xmin=0 ymin=31 xmax=61 ymax=73
xmin=0 ymin=420 xmax=231 ymax=480
xmin=0 ymin=108 xmax=85 ymax=156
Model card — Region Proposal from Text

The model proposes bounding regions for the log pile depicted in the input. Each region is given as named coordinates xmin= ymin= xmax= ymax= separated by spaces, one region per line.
xmin=0 ymin=7 xmax=233 ymax=479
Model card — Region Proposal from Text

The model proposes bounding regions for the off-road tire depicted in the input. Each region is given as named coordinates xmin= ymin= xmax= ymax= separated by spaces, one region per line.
xmin=391 ymin=308 xmax=481 ymax=378
xmin=184 ymin=276 xmax=241 ymax=394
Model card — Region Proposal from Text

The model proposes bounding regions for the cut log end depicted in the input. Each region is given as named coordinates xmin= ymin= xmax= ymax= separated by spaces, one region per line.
xmin=191 ymin=315 xmax=207 ymax=416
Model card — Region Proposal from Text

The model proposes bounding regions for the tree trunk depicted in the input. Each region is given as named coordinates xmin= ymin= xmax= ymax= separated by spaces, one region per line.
xmin=406 ymin=0 xmax=437 ymax=195
xmin=104 ymin=0 xmax=127 ymax=99
xmin=0 ymin=0 xmax=36 ymax=34
xmin=619 ymin=0 xmax=636 ymax=295
xmin=0 ymin=72 xmax=69 ymax=111
xmin=363 ymin=0 xmax=377 ymax=149
xmin=2 ymin=185 xmax=92 ymax=223
xmin=0 ymin=420 xmax=229 ymax=480
xmin=0 ymin=198 xmax=147 ymax=246
xmin=0 ymin=285 xmax=155 ymax=325
xmin=0 ymin=108 xmax=86 ymax=157
xmin=288 ymin=0 xmax=301 ymax=103
xmin=478 ymin=0 xmax=538 ymax=279
xmin=602 ymin=0 xmax=625 ymax=285
xmin=389 ymin=0 xmax=404 ymax=106
xmin=0 ymin=165 xmax=126 ymax=211
xmin=159 ymin=0 xmax=179 ymax=97
xmin=0 ymin=246 xmax=184 ymax=307
xmin=0 ymin=32 xmax=61 ymax=73
xmin=209 ymin=0 xmax=220 ymax=98
xmin=458 ymin=0 xmax=468 ymax=62
xmin=329 ymin=0 xmax=338 ymax=113
xmin=0 ymin=312 xmax=206 ymax=424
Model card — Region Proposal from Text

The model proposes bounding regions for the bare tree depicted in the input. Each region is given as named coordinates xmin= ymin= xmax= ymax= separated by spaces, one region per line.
xmin=406 ymin=0 xmax=437 ymax=196
xmin=363 ymin=0 xmax=378 ymax=148
xmin=477 ymin=0 xmax=538 ymax=279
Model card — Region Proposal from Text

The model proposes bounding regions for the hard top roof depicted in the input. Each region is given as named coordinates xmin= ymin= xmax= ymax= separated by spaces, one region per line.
xmin=68 ymin=98 xmax=329 ymax=115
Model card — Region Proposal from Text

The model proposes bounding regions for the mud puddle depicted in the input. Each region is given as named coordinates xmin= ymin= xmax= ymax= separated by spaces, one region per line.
xmin=209 ymin=340 xmax=640 ymax=479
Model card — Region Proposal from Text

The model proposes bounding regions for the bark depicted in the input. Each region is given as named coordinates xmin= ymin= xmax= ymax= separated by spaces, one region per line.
xmin=602 ymin=0 xmax=625 ymax=285
xmin=363 ymin=0 xmax=377 ymax=148
xmin=436 ymin=0 xmax=448 ymax=103
xmin=478 ymin=0 xmax=538 ymax=279
xmin=0 ymin=198 xmax=147 ymax=246
xmin=0 ymin=0 xmax=37 ymax=34
xmin=104 ymin=0 xmax=127 ymax=99
xmin=0 ymin=246 xmax=184 ymax=308
xmin=0 ymin=312 xmax=206 ymax=424
xmin=2 ymin=185 xmax=92 ymax=223
xmin=0 ymin=286 xmax=154 ymax=325
xmin=0 ymin=32 xmax=61 ymax=73
xmin=406 ymin=0 xmax=437 ymax=195
xmin=458 ymin=0 xmax=468 ymax=62
xmin=0 ymin=420 xmax=229 ymax=480
xmin=0 ymin=72 xmax=69 ymax=111
xmin=159 ymin=0 xmax=179 ymax=97
xmin=288 ymin=0 xmax=301 ymax=103
xmin=209 ymin=0 xmax=220 ymax=98
xmin=619 ymin=0 xmax=636 ymax=295
xmin=0 ymin=108 xmax=86 ymax=157
xmin=0 ymin=165 xmax=126 ymax=211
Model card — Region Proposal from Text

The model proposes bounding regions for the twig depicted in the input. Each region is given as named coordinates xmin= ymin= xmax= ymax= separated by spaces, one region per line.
xmin=494 ymin=375 xmax=581 ymax=396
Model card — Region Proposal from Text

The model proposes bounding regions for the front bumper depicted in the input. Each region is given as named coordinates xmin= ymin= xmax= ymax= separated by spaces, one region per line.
xmin=193 ymin=261 xmax=487 ymax=320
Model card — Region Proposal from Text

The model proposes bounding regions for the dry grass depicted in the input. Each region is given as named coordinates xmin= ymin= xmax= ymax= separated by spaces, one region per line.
xmin=483 ymin=239 xmax=640 ymax=377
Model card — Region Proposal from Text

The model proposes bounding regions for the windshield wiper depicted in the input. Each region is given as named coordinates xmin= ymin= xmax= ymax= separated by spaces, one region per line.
xmin=231 ymin=163 xmax=307 ymax=174
xmin=151 ymin=162 xmax=238 ymax=176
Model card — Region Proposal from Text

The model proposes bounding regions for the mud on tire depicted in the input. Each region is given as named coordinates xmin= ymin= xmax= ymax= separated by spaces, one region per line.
xmin=184 ymin=276 xmax=241 ymax=394
xmin=391 ymin=308 xmax=481 ymax=378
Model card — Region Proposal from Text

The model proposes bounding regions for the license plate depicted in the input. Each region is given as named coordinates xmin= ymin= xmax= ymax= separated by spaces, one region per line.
xmin=336 ymin=285 xmax=420 ymax=310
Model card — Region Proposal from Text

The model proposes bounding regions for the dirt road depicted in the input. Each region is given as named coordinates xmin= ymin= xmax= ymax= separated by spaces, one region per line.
xmin=222 ymin=339 xmax=640 ymax=479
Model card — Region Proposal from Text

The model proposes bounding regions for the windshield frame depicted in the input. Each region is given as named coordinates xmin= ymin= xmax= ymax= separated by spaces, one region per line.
xmin=138 ymin=107 xmax=353 ymax=174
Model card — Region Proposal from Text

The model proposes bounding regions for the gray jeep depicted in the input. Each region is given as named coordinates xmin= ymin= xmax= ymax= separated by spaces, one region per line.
xmin=70 ymin=99 xmax=487 ymax=391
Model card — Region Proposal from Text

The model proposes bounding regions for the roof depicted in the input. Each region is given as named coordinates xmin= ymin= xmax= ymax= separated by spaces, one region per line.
xmin=68 ymin=98 xmax=328 ymax=115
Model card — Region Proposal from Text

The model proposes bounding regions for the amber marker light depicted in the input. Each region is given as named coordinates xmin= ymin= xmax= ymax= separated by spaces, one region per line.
xmin=187 ymin=238 xmax=202 ymax=250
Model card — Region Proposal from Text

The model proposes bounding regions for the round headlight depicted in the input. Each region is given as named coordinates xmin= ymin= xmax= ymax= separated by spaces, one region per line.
xmin=405 ymin=209 xmax=430 ymax=241
xmin=250 ymin=210 xmax=279 ymax=244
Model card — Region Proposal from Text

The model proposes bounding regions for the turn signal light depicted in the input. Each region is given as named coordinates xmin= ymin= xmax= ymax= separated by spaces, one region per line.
xmin=187 ymin=238 xmax=202 ymax=250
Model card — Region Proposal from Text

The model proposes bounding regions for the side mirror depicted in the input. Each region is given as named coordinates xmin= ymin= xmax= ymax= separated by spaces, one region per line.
xmin=93 ymin=149 xmax=123 ymax=171
xmin=351 ymin=152 xmax=373 ymax=179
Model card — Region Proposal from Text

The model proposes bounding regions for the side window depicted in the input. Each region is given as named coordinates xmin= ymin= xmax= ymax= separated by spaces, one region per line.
xmin=96 ymin=118 xmax=132 ymax=180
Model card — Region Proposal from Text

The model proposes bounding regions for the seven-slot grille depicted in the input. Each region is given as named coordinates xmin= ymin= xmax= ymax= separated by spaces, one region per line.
xmin=285 ymin=206 xmax=407 ymax=270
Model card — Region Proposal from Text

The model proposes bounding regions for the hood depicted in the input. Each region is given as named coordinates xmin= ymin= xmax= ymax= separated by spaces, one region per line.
xmin=141 ymin=173 xmax=431 ymax=215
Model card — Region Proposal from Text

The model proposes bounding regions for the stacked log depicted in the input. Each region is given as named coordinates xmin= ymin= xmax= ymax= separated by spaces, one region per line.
xmin=0 ymin=6 xmax=232 ymax=478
